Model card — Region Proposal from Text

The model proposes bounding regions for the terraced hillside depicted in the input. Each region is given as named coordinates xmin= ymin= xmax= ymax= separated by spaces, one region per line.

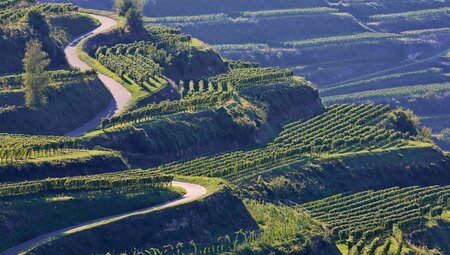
xmin=0 ymin=2 xmax=114 ymax=135
xmin=1 ymin=1 xmax=450 ymax=255
xmin=116 ymin=0 xmax=450 ymax=137
xmin=303 ymin=186 xmax=450 ymax=254
xmin=155 ymin=104 xmax=410 ymax=183
xmin=0 ymin=169 xmax=181 ymax=252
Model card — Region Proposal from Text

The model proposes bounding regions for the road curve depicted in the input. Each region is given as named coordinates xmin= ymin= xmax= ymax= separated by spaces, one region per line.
xmin=0 ymin=181 xmax=207 ymax=255
xmin=64 ymin=14 xmax=131 ymax=137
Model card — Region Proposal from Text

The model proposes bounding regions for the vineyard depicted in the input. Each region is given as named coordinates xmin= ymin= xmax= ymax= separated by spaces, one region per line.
xmin=0 ymin=168 xmax=173 ymax=198
xmin=280 ymin=27 xmax=450 ymax=49
xmin=96 ymin=42 xmax=166 ymax=89
xmin=0 ymin=70 xmax=96 ymax=91
xmin=110 ymin=199 xmax=322 ymax=255
xmin=144 ymin=13 xmax=231 ymax=25
xmin=323 ymin=83 xmax=450 ymax=105
xmin=240 ymin=7 xmax=339 ymax=18
xmin=101 ymin=90 xmax=235 ymax=129
xmin=370 ymin=7 xmax=450 ymax=21
xmin=0 ymin=134 xmax=81 ymax=163
xmin=0 ymin=3 xmax=78 ymax=26
xmin=144 ymin=7 xmax=341 ymax=26
xmin=302 ymin=185 xmax=450 ymax=254
xmin=153 ymin=104 xmax=409 ymax=183
xmin=283 ymin=32 xmax=404 ymax=48
xmin=208 ymin=67 xmax=293 ymax=89
xmin=1 ymin=1 xmax=450 ymax=253
xmin=320 ymin=68 xmax=446 ymax=97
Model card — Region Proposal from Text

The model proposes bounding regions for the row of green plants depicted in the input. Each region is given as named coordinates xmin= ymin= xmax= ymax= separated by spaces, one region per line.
xmin=101 ymin=90 xmax=234 ymax=129
xmin=283 ymin=32 xmax=404 ymax=48
xmin=0 ymin=70 xmax=97 ymax=90
xmin=147 ymin=104 xmax=408 ymax=183
xmin=145 ymin=25 xmax=192 ymax=47
xmin=144 ymin=7 xmax=338 ymax=26
xmin=145 ymin=13 xmax=231 ymax=24
xmin=241 ymin=7 xmax=339 ymax=18
xmin=0 ymin=169 xmax=173 ymax=197
xmin=208 ymin=67 xmax=293 ymax=89
xmin=0 ymin=3 xmax=78 ymax=26
xmin=0 ymin=0 xmax=21 ymax=9
xmin=212 ymin=44 xmax=269 ymax=53
xmin=370 ymin=7 xmax=450 ymax=21
xmin=323 ymin=82 xmax=450 ymax=105
xmin=302 ymin=185 xmax=450 ymax=249
xmin=283 ymin=27 xmax=450 ymax=48
xmin=320 ymin=68 xmax=444 ymax=96
xmin=0 ymin=134 xmax=80 ymax=163
xmin=96 ymin=42 xmax=165 ymax=87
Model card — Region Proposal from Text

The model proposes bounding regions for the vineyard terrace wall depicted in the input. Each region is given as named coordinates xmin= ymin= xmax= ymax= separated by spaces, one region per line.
xmin=84 ymin=82 xmax=324 ymax=167
xmin=240 ymin=146 xmax=450 ymax=203
xmin=25 ymin=188 xmax=258 ymax=255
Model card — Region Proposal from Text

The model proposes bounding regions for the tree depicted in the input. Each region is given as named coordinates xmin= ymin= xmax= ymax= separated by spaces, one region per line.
xmin=25 ymin=9 xmax=49 ymax=35
xmin=23 ymin=39 xmax=50 ymax=108
xmin=115 ymin=0 xmax=138 ymax=16
xmin=125 ymin=6 xmax=143 ymax=31
xmin=384 ymin=108 xmax=421 ymax=136
xmin=115 ymin=0 xmax=143 ymax=31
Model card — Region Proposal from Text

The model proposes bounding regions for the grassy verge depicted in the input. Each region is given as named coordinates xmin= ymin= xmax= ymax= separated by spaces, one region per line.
xmin=76 ymin=38 xmax=150 ymax=112
xmin=26 ymin=150 xmax=112 ymax=163
xmin=175 ymin=175 xmax=229 ymax=196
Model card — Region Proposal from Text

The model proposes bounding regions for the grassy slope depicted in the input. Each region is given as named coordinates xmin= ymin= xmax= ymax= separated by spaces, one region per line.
xmin=0 ymin=78 xmax=113 ymax=135
xmin=0 ymin=186 xmax=184 ymax=252
xmin=23 ymin=176 xmax=259 ymax=255
xmin=240 ymin=142 xmax=450 ymax=203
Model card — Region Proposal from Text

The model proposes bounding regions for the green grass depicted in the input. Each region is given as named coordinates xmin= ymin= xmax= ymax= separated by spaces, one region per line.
xmin=0 ymin=186 xmax=184 ymax=252
xmin=442 ymin=211 xmax=450 ymax=223
xmin=175 ymin=175 xmax=228 ymax=196
xmin=24 ymin=150 xmax=113 ymax=163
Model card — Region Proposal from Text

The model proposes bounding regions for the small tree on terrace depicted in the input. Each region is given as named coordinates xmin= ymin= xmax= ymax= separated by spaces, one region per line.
xmin=115 ymin=0 xmax=143 ymax=31
xmin=23 ymin=39 xmax=50 ymax=108
xmin=115 ymin=0 xmax=137 ymax=15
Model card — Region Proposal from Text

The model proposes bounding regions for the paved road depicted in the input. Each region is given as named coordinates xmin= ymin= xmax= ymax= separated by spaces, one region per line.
xmin=0 ymin=181 xmax=207 ymax=255
xmin=64 ymin=14 xmax=131 ymax=137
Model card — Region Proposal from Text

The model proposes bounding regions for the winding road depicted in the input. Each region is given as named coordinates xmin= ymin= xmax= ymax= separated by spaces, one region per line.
xmin=64 ymin=14 xmax=131 ymax=137
xmin=0 ymin=14 xmax=207 ymax=255
xmin=0 ymin=181 xmax=207 ymax=255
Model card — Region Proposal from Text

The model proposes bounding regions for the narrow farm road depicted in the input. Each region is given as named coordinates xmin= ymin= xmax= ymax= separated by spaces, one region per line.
xmin=64 ymin=14 xmax=131 ymax=137
xmin=0 ymin=181 xmax=207 ymax=255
